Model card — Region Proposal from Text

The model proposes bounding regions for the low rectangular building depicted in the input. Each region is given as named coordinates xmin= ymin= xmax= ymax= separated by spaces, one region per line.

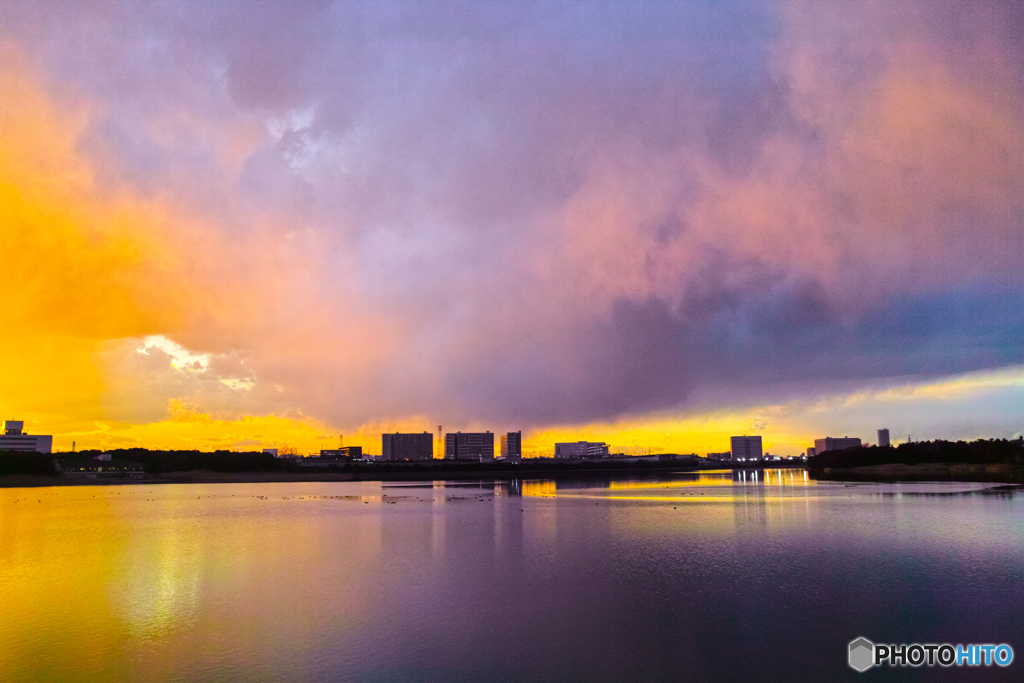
xmin=297 ymin=457 xmax=347 ymax=468
xmin=814 ymin=437 xmax=862 ymax=453
xmin=382 ymin=432 xmax=434 ymax=461
xmin=58 ymin=455 xmax=144 ymax=480
xmin=554 ymin=441 xmax=610 ymax=460
xmin=320 ymin=446 xmax=362 ymax=460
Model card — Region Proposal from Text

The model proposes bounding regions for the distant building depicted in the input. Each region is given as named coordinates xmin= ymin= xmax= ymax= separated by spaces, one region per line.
xmin=57 ymin=455 xmax=144 ymax=480
xmin=814 ymin=437 xmax=862 ymax=453
xmin=708 ymin=452 xmax=732 ymax=460
xmin=320 ymin=446 xmax=362 ymax=460
xmin=263 ymin=448 xmax=279 ymax=457
xmin=730 ymin=436 xmax=763 ymax=461
xmin=878 ymin=429 xmax=890 ymax=448
xmin=0 ymin=420 xmax=53 ymax=453
xmin=659 ymin=453 xmax=700 ymax=462
xmin=500 ymin=432 xmax=522 ymax=462
xmin=445 ymin=432 xmax=495 ymax=461
xmin=554 ymin=441 xmax=610 ymax=460
xmin=382 ymin=432 xmax=434 ymax=461
xmin=806 ymin=447 xmax=816 ymax=457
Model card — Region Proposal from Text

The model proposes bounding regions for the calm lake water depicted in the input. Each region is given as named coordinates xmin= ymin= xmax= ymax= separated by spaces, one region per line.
xmin=1 ymin=471 xmax=1021 ymax=682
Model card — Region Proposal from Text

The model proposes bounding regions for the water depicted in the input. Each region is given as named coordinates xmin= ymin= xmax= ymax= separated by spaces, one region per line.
xmin=1 ymin=471 xmax=1021 ymax=682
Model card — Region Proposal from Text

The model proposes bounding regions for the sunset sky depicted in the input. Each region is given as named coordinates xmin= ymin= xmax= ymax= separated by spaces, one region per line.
xmin=2 ymin=0 xmax=1023 ymax=455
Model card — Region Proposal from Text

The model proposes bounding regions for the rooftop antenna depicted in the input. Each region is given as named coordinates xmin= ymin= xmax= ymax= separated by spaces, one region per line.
xmin=339 ymin=434 xmax=343 ymax=448
xmin=72 ymin=441 xmax=75 ymax=453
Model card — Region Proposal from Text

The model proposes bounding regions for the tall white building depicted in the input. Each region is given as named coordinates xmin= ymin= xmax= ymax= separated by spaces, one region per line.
xmin=730 ymin=436 xmax=762 ymax=461
xmin=0 ymin=421 xmax=53 ymax=453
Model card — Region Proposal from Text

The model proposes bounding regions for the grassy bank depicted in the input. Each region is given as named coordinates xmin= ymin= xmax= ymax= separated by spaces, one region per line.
xmin=812 ymin=462 xmax=1024 ymax=484
xmin=0 ymin=458 xmax=712 ymax=488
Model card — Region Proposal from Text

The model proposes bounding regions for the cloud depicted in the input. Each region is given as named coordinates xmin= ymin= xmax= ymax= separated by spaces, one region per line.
xmin=1 ymin=0 xmax=1023 ymax=445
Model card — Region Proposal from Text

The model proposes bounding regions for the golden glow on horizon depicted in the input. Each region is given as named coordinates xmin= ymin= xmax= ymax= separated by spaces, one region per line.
xmin=844 ymin=366 xmax=1024 ymax=403
xmin=56 ymin=402 xmax=339 ymax=453
xmin=522 ymin=412 xmax=810 ymax=458
xmin=608 ymin=473 xmax=735 ymax=489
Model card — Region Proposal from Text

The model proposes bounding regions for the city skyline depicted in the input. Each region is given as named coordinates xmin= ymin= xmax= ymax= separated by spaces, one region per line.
xmin=3 ymin=1 xmax=1024 ymax=456
xmin=5 ymin=414 xmax=944 ymax=461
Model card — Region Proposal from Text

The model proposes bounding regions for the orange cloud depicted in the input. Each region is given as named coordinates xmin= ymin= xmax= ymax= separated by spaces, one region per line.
xmin=0 ymin=51 xmax=178 ymax=431
xmin=0 ymin=50 xmax=289 ymax=444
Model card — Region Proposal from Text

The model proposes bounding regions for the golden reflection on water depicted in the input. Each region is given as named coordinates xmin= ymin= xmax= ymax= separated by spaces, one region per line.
xmin=0 ymin=483 xmax=400 ymax=681
xmin=0 ymin=487 xmax=131 ymax=680
xmin=522 ymin=480 xmax=557 ymax=497
xmin=596 ymin=474 xmax=820 ymax=538
xmin=117 ymin=511 xmax=201 ymax=641
xmin=584 ymin=469 xmax=816 ymax=501
xmin=513 ymin=470 xmax=816 ymax=508
xmin=608 ymin=472 xmax=735 ymax=490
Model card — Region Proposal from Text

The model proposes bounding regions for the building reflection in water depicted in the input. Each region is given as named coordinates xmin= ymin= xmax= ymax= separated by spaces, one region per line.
xmin=497 ymin=479 xmax=522 ymax=497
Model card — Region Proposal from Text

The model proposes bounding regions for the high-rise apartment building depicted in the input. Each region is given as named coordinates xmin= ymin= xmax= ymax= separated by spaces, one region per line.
xmin=500 ymin=432 xmax=522 ymax=462
xmin=445 ymin=432 xmax=495 ymax=461
xmin=814 ymin=436 xmax=862 ymax=453
xmin=878 ymin=429 xmax=890 ymax=448
xmin=382 ymin=432 xmax=434 ymax=461
xmin=730 ymin=436 xmax=763 ymax=461
xmin=0 ymin=421 xmax=52 ymax=453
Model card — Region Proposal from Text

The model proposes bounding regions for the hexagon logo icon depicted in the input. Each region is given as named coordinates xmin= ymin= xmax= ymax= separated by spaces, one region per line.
xmin=849 ymin=637 xmax=875 ymax=672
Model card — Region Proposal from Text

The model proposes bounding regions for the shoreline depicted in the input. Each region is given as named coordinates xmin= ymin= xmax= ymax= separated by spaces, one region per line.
xmin=0 ymin=461 xmax=800 ymax=488
xmin=812 ymin=462 xmax=1023 ymax=484
xmin=2 ymin=460 xmax=1022 ymax=488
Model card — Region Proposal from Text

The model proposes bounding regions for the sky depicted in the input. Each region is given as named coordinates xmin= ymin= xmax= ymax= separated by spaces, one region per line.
xmin=2 ymin=0 xmax=1023 ymax=456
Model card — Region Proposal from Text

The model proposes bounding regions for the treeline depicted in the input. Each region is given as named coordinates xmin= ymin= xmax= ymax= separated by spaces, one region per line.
xmin=809 ymin=439 xmax=1024 ymax=470
xmin=0 ymin=450 xmax=705 ymax=477
xmin=0 ymin=452 xmax=58 ymax=476
xmin=74 ymin=449 xmax=288 ymax=473
xmin=0 ymin=449 xmax=290 ymax=476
